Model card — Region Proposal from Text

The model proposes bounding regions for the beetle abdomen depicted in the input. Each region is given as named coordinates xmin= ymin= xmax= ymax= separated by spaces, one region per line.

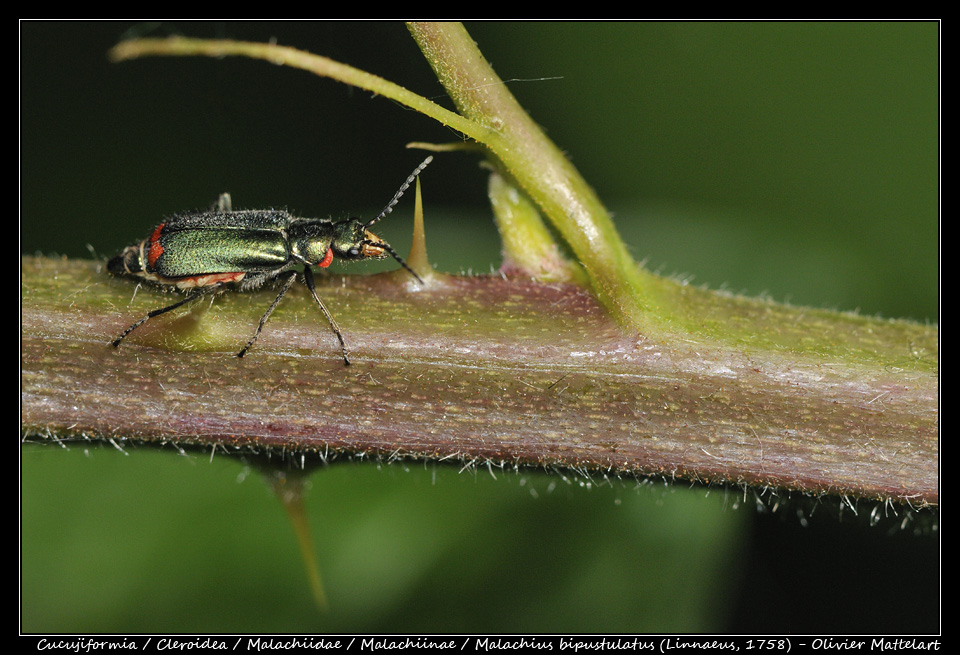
xmin=107 ymin=245 xmax=144 ymax=276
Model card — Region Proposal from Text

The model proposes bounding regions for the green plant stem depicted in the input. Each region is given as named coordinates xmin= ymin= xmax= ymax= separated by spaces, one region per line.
xmin=407 ymin=23 xmax=663 ymax=331
xmin=108 ymin=37 xmax=490 ymax=144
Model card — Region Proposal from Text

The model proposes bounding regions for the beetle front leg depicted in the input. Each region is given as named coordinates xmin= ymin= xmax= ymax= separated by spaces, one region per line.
xmin=237 ymin=270 xmax=298 ymax=358
xmin=303 ymin=266 xmax=351 ymax=366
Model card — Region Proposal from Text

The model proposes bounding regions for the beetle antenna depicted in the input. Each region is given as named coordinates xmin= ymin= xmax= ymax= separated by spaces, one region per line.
xmin=364 ymin=156 xmax=433 ymax=229
xmin=366 ymin=239 xmax=424 ymax=285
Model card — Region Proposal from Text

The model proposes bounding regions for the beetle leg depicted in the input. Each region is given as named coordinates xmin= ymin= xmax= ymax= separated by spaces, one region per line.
xmin=303 ymin=266 xmax=351 ymax=366
xmin=112 ymin=286 xmax=217 ymax=348
xmin=237 ymin=270 xmax=298 ymax=358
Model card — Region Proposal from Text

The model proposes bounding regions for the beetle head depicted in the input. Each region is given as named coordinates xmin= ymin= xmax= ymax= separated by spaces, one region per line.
xmin=331 ymin=219 xmax=423 ymax=284
xmin=331 ymin=219 xmax=383 ymax=260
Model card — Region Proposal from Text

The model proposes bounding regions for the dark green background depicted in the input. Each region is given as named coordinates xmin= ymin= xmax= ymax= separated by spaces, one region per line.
xmin=21 ymin=22 xmax=938 ymax=632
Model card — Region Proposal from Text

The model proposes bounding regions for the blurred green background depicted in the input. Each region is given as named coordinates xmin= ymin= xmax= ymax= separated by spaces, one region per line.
xmin=21 ymin=22 xmax=938 ymax=632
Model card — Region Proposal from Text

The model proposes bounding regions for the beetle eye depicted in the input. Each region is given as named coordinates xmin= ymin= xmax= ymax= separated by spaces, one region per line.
xmin=349 ymin=248 xmax=360 ymax=257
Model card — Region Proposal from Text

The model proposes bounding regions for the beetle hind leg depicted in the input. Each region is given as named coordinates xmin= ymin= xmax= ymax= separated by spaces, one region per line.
xmin=112 ymin=287 xmax=215 ymax=348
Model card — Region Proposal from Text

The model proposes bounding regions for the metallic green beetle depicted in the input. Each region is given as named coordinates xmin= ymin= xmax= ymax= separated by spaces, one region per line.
xmin=108 ymin=156 xmax=432 ymax=365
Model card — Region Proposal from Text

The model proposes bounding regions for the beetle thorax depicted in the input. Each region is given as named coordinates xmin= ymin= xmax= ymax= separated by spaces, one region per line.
xmin=287 ymin=220 xmax=334 ymax=266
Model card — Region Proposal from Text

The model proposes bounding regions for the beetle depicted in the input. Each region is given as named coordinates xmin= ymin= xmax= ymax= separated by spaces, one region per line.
xmin=108 ymin=156 xmax=432 ymax=365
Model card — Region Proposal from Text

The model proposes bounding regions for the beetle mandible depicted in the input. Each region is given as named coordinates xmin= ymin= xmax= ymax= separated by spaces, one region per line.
xmin=108 ymin=156 xmax=433 ymax=365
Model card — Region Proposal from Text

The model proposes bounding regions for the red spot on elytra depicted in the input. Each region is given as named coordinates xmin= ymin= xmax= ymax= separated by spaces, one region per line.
xmin=147 ymin=223 xmax=166 ymax=267
xmin=318 ymin=248 xmax=334 ymax=268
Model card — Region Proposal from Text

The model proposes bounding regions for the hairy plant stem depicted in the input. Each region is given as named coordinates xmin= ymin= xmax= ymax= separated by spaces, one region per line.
xmin=22 ymin=256 xmax=938 ymax=508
